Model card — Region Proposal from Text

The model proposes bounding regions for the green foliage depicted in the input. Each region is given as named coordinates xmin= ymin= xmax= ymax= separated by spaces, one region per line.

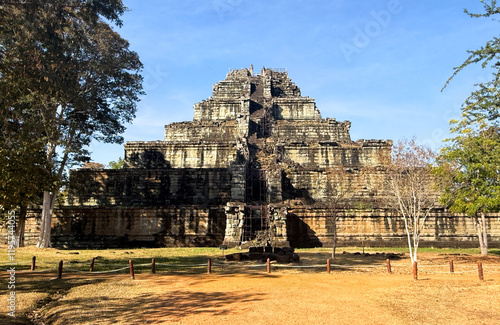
xmin=434 ymin=127 xmax=500 ymax=217
xmin=0 ymin=0 xmax=144 ymax=171
xmin=353 ymin=201 xmax=372 ymax=210
xmin=443 ymin=0 xmax=500 ymax=127
xmin=437 ymin=1 xmax=500 ymax=217
xmin=438 ymin=1 xmax=500 ymax=255
xmin=0 ymin=0 xmax=143 ymax=246
xmin=0 ymin=107 xmax=56 ymax=215
xmin=108 ymin=156 xmax=124 ymax=169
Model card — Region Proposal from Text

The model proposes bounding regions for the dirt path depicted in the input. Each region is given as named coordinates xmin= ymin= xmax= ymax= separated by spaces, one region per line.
xmin=23 ymin=271 xmax=499 ymax=325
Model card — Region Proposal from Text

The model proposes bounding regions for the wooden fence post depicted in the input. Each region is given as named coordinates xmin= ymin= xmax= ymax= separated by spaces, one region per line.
xmin=152 ymin=258 xmax=156 ymax=274
xmin=478 ymin=262 xmax=484 ymax=281
xmin=90 ymin=257 xmax=95 ymax=272
xmin=129 ymin=260 xmax=135 ymax=280
xmin=31 ymin=256 xmax=36 ymax=271
xmin=413 ymin=261 xmax=418 ymax=280
xmin=327 ymin=259 xmax=331 ymax=274
xmin=386 ymin=259 xmax=392 ymax=274
xmin=267 ymin=258 xmax=271 ymax=274
xmin=449 ymin=259 xmax=454 ymax=273
xmin=207 ymin=258 xmax=212 ymax=274
xmin=57 ymin=260 xmax=63 ymax=279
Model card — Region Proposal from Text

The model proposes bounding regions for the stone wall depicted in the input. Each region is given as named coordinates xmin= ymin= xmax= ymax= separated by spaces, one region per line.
xmin=125 ymin=142 xmax=238 ymax=169
xmin=5 ymin=208 xmax=499 ymax=248
xmin=163 ymin=121 xmax=239 ymax=143
xmin=286 ymin=208 xmax=500 ymax=248
xmin=272 ymin=119 xmax=352 ymax=143
xmin=47 ymin=207 xmax=225 ymax=248
xmin=161 ymin=144 xmax=237 ymax=169
xmin=67 ymin=168 xmax=232 ymax=207
xmin=281 ymin=140 xmax=392 ymax=169
xmin=194 ymin=99 xmax=250 ymax=121
xmin=272 ymin=98 xmax=321 ymax=120
xmin=4 ymin=207 xmax=225 ymax=248
xmin=123 ymin=142 xmax=170 ymax=168
xmin=281 ymin=167 xmax=389 ymax=205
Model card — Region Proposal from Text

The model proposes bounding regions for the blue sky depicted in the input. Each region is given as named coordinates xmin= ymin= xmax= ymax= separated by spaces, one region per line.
xmin=89 ymin=0 xmax=498 ymax=165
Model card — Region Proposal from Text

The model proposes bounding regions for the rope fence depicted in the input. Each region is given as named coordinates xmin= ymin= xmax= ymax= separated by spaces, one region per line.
xmin=2 ymin=256 xmax=499 ymax=281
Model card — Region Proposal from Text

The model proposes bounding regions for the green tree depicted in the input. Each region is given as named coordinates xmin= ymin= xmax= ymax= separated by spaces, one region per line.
xmin=108 ymin=156 xmax=124 ymax=169
xmin=435 ymin=127 xmax=500 ymax=256
xmin=438 ymin=1 xmax=500 ymax=256
xmin=0 ymin=0 xmax=144 ymax=247
xmin=443 ymin=0 xmax=500 ymax=127
xmin=0 ymin=108 xmax=55 ymax=246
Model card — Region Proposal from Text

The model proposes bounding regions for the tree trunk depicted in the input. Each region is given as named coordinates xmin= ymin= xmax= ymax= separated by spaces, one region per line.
xmin=403 ymin=217 xmax=415 ymax=265
xmin=37 ymin=142 xmax=58 ymax=248
xmin=332 ymin=217 xmax=337 ymax=260
xmin=477 ymin=212 xmax=488 ymax=256
xmin=15 ymin=204 xmax=27 ymax=247
xmin=37 ymin=191 xmax=54 ymax=248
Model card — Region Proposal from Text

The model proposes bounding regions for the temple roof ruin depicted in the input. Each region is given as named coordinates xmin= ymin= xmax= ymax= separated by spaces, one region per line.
xmin=124 ymin=67 xmax=390 ymax=173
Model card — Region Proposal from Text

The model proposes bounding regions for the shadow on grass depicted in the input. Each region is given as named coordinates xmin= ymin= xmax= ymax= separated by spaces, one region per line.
xmin=294 ymin=251 xmax=403 ymax=272
xmin=14 ymin=275 xmax=107 ymax=295
xmin=18 ymin=255 xmax=218 ymax=274
xmin=0 ymin=314 xmax=32 ymax=325
xmin=40 ymin=288 xmax=264 ymax=324
xmin=489 ymin=249 xmax=500 ymax=256
xmin=207 ymin=251 xmax=404 ymax=274
xmin=0 ymin=274 xmax=110 ymax=324
xmin=93 ymin=255 xmax=217 ymax=275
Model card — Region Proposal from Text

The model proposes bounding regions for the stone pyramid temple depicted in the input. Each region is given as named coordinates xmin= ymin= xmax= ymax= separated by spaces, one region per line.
xmin=38 ymin=67 xmax=498 ymax=248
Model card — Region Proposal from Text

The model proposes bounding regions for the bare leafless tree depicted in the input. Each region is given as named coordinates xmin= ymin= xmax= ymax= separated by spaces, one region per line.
xmin=321 ymin=167 xmax=353 ymax=259
xmin=386 ymin=139 xmax=437 ymax=264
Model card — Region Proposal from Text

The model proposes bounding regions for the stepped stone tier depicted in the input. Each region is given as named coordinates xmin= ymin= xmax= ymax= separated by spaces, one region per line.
xmin=10 ymin=67 xmax=500 ymax=248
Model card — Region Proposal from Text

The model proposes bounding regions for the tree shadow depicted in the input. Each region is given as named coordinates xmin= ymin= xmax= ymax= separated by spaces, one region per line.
xmin=40 ymin=286 xmax=265 ymax=324
xmin=126 ymin=148 xmax=171 ymax=169
xmin=0 ymin=273 xmax=110 ymax=324
xmin=298 ymin=250 xmax=403 ymax=267
xmin=55 ymin=167 xmax=231 ymax=248
xmin=10 ymin=274 xmax=108 ymax=295
xmin=0 ymin=314 xmax=31 ymax=325
xmin=489 ymin=249 xmax=500 ymax=256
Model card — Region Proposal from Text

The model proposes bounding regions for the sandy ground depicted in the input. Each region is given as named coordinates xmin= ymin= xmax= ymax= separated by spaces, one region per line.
xmin=1 ymin=268 xmax=498 ymax=325
xmin=1 ymin=252 xmax=500 ymax=324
